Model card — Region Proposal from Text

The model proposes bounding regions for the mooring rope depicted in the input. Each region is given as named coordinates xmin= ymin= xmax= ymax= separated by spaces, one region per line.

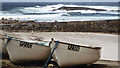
xmin=44 ymin=41 xmax=59 ymax=68
xmin=2 ymin=36 xmax=12 ymax=52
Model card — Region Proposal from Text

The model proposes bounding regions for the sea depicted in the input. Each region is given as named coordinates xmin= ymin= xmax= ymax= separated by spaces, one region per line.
xmin=0 ymin=2 xmax=119 ymax=22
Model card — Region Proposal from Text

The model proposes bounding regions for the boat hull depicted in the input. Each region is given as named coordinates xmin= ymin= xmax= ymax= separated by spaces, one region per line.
xmin=0 ymin=38 xmax=8 ymax=55
xmin=0 ymin=39 xmax=2 ymax=55
xmin=7 ymin=39 xmax=50 ymax=63
xmin=50 ymin=41 xmax=101 ymax=66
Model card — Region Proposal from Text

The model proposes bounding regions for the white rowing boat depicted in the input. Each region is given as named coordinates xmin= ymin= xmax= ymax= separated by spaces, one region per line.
xmin=50 ymin=40 xmax=101 ymax=66
xmin=0 ymin=34 xmax=8 ymax=55
xmin=1 ymin=34 xmax=45 ymax=55
xmin=0 ymin=38 xmax=2 ymax=55
xmin=6 ymin=37 xmax=50 ymax=63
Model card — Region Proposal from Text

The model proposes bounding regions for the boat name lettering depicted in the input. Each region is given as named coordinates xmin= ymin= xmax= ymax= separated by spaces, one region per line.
xmin=67 ymin=44 xmax=80 ymax=52
xmin=19 ymin=41 xmax=33 ymax=48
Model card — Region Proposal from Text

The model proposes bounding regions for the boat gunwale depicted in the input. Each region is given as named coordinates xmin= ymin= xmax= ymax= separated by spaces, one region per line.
xmin=51 ymin=41 xmax=101 ymax=49
xmin=6 ymin=37 xmax=50 ymax=47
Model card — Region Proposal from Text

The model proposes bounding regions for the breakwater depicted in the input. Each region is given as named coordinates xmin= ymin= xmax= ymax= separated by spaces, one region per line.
xmin=0 ymin=19 xmax=119 ymax=33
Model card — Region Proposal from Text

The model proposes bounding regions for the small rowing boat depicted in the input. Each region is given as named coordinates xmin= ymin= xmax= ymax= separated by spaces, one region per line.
xmin=0 ymin=34 xmax=8 ymax=55
xmin=6 ymin=36 xmax=50 ymax=63
xmin=49 ymin=40 xmax=101 ymax=66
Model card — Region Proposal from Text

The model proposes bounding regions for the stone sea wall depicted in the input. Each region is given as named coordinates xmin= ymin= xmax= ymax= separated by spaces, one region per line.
xmin=0 ymin=18 xmax=119 ymax=33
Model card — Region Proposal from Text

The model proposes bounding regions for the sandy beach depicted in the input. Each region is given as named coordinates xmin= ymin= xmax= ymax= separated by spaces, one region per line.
xmin=1 ymin=32 xmax=120 ymax=68
xmin=1 ymin=59 xmax=120 ymax=68
xmin=0 ymin=29 xmax=120 ymax=68
xmin=5 ymin=32 xmax=119 ymax=61
xmin=0 ymin=30 xmax=120 ymax=68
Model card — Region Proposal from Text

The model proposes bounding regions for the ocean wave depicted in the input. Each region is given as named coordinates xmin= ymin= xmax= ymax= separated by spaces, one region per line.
xmin=1 ymin=4 xmax=118 ymax=15
xmin=61 ymin=12 xmax=119 ymax=16
xmin=0 ymin=14 xmax=118 ymax=22
xmin=45 ymin=4 xmax=119 ymax=11
xmin=22 ymin=13 xmax=59 ymax=15
xmin=0 ymin=4 xmax=119 ymax=22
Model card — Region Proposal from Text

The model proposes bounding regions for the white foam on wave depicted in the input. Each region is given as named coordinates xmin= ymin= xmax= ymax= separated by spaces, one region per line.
xmin=0 ymin=14 xmax=62 ymax=22
xmin=19 ymin=4 xmax=118 ymax=14
xmin=0 ymin=14 xmax=118 ymax=22
xmin=21 ymin=4 xmax=65 ymax=13
xmin=46 ymin=4 xmax=119 ymax=11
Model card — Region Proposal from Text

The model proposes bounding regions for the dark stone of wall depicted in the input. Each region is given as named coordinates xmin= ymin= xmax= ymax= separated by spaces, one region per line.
xmin=0 ymin=19 xmax=119 ymax=33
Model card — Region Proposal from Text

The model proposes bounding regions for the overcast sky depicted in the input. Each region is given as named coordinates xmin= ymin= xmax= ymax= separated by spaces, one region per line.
xmin=0 ymin=0 xmax=119 ymax=2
